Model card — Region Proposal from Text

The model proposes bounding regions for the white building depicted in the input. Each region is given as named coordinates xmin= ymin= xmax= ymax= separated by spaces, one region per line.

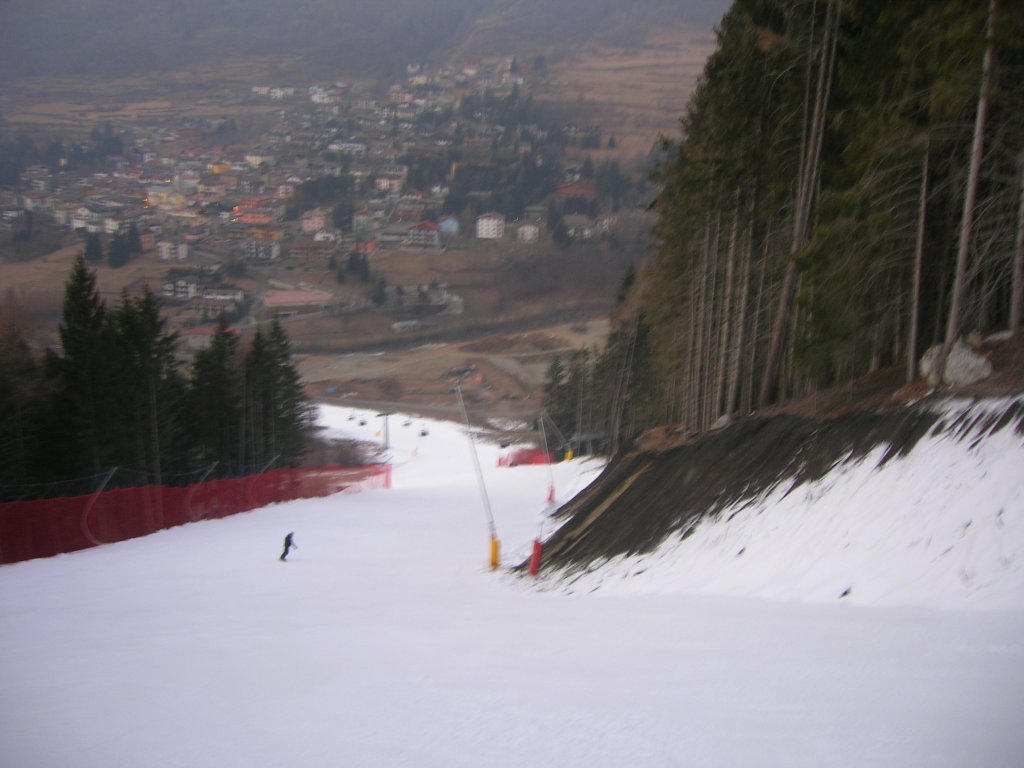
xmin=517 ymin=222 xmax=540 ymax=243
xmin=163 ymin=279 xmax=199 ymax=299
xmin=158 ymin=241 xmax=189 ymax=261
xmin=246 ymin=240 xmax=281 ymax=261
xmin=202 ymin=286 xmax=245 ymax=302
xmin=301 ymin=208 xmax=328 ymax=234
xmin=327 ymin=141 xmax=368 ymax=157
xmin=476 ymin=212 xmax=505 ymax=240
xmin=403 ymin=221 xmax=443 ymax=251
xmin=245 ymin=153 xmax=275 ymax=169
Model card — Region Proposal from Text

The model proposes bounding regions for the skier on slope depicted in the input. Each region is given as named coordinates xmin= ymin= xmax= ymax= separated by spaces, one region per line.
xmin=280 ymin=532 xmax=297 ymax=561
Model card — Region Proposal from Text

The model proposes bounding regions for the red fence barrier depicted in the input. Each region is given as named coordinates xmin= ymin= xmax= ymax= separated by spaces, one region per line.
xmin=0 ymin=464 xmax=391 ymax=566
xmin=497 ymin=448 xmax=554 ymax=467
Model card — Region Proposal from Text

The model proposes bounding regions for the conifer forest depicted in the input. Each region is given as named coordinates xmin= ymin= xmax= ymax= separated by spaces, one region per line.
xmin=544 ymin=0 xmax=1024 ymax=450
xmin=0 ymin=258 xmax=312 ymax=500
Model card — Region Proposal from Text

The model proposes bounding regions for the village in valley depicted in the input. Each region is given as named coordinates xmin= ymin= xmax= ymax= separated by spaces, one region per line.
xmin=0 ymin=56 xmax=644 ymax=378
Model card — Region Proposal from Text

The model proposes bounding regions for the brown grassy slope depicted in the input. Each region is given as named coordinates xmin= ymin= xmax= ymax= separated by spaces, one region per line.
xmin=534 ymin=27 xmax=717 ymax=159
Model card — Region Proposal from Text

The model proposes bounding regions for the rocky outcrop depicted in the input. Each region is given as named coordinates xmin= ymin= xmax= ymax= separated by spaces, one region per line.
xmin=920 ymin=340 xmax=993 ymax=387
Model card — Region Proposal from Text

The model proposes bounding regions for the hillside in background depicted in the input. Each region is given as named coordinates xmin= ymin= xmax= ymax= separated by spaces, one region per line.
xmin=543 ymin=0 xmax=1024 ymax=455
xmin=0 ymin=0 xmax=729 ymax=79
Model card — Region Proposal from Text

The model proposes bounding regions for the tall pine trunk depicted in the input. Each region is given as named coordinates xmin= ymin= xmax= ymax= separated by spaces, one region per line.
xmin=908 ymin=142 xmax=929 ymax=383
xmin=1011 ymin=150 xmax=1024 ymax=334
xmin=933 ymin=0 xmax=996 ymax=385
xmin=726 ymin=218 xmax=753 ymax=416
xmin=759 ymin=0 xmax=841 ymax=407
xmin=714 ymin=204 xmax=740 ymax=419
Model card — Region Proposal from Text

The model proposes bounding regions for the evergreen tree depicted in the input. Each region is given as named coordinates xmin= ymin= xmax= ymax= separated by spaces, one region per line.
xmin=596 ymin=160 xmax=627 ymax=209
xmin=332 ymin=200 xmax=354 ymax=231
xmin=0 ymin=301 xmax=47 ymax=494
xmin=240 ymin=320 xmax=311 ymax=470
xmin=126 ymin=223 xmax=143 ymax=255
xmin=84 ymin=232 xmax=103 ymax=263
xmin=628 ymin=0 xmax=1024 ymax=440
xmin=2 ymin=263 xmax=316 ymax=491
xmin=347 ymin=251 xmax=370 ymax=282
xmin=108 ymin=232 xmax=130 ymax=268
xmin=542 ymin=349 xmax=598 ymax=449
xmin=186 ymin=315 xmax=241 ymax=472
xmin=54 ymin=256 xmax=118 ymax=475
xmin=112 ymin=288 xmax=182 ymax=484
xmin=266 ymin=319 xmax=313 ymax=466
xmin=548 ymin=205 xmax=570 ymax=249
xmin=542 ymin=357 xmax=569 ymax=434
xmin=240 ymin=328 xmax=269 ymax=470
xmin=370 ymin=276 xmax=387 ymax=305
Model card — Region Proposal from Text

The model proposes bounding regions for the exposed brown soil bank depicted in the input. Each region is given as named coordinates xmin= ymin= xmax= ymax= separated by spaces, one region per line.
xmin=526 ymin=395 xmax=1024 ymax=574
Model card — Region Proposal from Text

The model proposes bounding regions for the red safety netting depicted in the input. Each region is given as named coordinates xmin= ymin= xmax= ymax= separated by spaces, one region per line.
xmin=0 ymin=464 xmax=391 ymax=565
xmin=497 ymin=448 xmax=554 ymax=467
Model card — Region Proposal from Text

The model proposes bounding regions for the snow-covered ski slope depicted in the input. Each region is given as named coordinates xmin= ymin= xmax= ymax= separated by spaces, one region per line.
xmin=1 ymin=400 xmax=1022 ymax=768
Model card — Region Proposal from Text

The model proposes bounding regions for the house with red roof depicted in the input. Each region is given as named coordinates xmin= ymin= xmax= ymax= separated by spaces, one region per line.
xmin=552 ymin=181 xmax=598 ymax=204
xmin=260 ymin=288 xmax=336 ymax=319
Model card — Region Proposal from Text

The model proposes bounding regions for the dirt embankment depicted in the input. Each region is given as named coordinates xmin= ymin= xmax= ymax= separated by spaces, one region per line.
xmin=529 ymin=397 xmax=1024 ymax=574
xmin=525 ymin=334 xmax=1024 ymax=574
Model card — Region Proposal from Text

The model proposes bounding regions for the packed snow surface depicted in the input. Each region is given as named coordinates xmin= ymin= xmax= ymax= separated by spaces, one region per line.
xmin=1 ymin=402 xmax=1022 ymax=767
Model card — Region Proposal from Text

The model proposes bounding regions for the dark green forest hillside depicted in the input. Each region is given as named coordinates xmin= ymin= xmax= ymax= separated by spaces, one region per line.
xmin=543 ymin=0 xmax=1024 ymax=451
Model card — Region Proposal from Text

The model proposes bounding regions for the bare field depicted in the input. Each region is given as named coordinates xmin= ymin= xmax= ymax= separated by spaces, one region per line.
xmin=0 ymin=57 xmax=316 ymax=135
xmin=299 ymin=317 xmax=610 ymax=423
xmin=537 ymin=27 xmax=715 ymax=157
xmin=1 ymin=28 xmax=713 ymax=153
xmin=0 ymin=244 xmax=176 ymax=334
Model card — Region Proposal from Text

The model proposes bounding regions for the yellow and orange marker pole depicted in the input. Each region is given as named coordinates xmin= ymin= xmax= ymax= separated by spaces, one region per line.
xmin=490 ymin=535 xmax=501 ymax=571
